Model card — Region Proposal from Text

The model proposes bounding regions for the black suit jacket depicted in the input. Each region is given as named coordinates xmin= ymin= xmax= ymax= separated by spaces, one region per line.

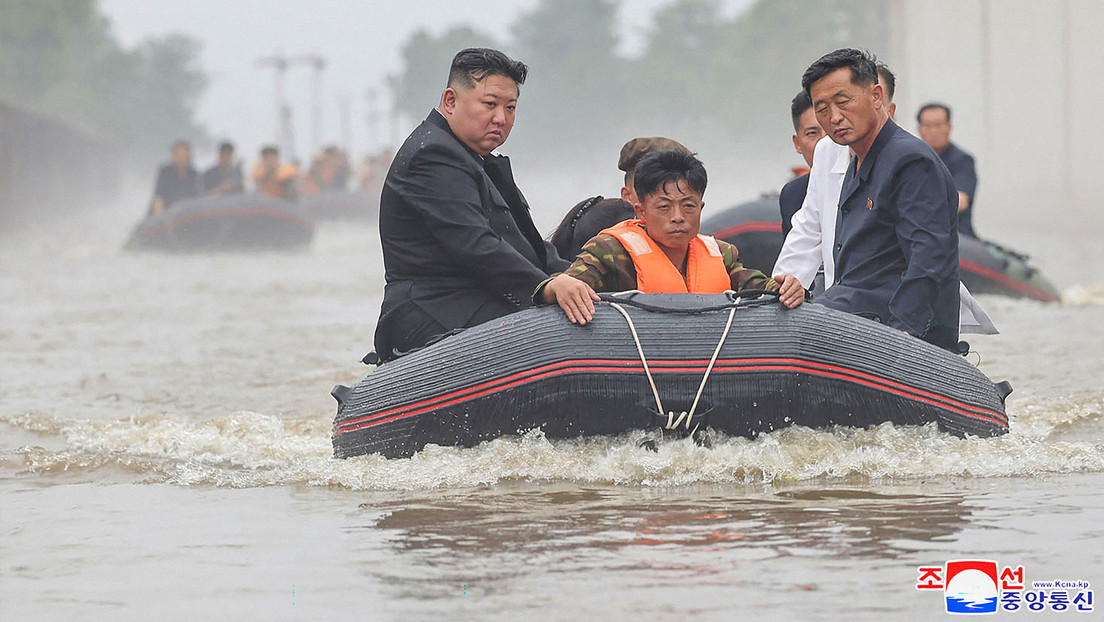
xmin=778 ymin=173 xmax=809 ymax=238
xmin=374 ymin=109 xmax=568 ymax=357
xmin=819 ymin=119 xmax=960 ymax=351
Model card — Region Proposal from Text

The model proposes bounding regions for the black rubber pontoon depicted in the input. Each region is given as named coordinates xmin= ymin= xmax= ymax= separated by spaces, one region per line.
xmin=700 ymin=194 xmax=784 ymax=275
xmin=125 ymin=194 xmax=314 ymax=251
xmin=332 ymin=293 xmax=1011 ymax=459
xmin=300 ymin=189 xmax=378 ymax=221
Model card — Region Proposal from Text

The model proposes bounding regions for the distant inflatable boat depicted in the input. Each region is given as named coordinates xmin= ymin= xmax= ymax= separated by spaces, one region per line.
xmin=124 ymin=194 xmax=314 ymax=251
xmin=702 ymin=194 xmax=1061 ymax=303
xmin=331 ymin=292 xmax=1011 ymax=459
xmin=300 ymin=188 xmax=378 ymax=221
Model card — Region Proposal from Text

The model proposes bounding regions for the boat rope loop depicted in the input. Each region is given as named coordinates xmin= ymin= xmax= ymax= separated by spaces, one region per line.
xmin=607 ymin=296 xmax=740 ymax=431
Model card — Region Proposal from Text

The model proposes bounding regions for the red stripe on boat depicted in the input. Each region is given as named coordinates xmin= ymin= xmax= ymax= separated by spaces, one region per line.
xmin=709 ymin=221 xmax=782 ymax=239
xmin=959 ymin=259 xmax=1059 ymax=302
xmin=334 ymin=357 xmax=1007 ymax=434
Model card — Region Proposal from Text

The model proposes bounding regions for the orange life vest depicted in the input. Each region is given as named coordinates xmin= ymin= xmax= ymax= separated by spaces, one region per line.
xmin=601 ymin=220 xmax=730 ymax=294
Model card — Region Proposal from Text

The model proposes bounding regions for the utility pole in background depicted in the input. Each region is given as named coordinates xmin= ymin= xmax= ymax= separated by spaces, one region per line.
xmin=365 ymin=87 xmax=381 ymax=153
xmin=254 ymin=53 xmax=295 ymax=158
xmin=291 ymin=54 xmax=327 ymax=156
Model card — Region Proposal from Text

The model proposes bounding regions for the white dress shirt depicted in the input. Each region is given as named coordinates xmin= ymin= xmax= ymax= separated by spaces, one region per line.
xmin=773 ymin=136 xmax=849 ymax=289
xmin=773 ymin=136 xmax=998 ymax=335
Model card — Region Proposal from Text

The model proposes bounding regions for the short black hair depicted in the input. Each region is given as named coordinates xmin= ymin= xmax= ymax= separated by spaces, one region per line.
xmin=876 ymin=63 xmax=896 ymax=102
xmin=447 ymin=47 xmax=528 ymax=91
xmin=218 ymin=141 xmax=234 ymax=153
xmin=917 ymin=102 xmax=951 ymax=124
xmin=260 ymin=145 xmax=279 ymax=156
xmin=790 ymin=90 xmax=813 ymax=131
xmin=801 ymin=48 xmax=878 ymax=97
xmin=632 ymin=150 xmax=707 ymax=203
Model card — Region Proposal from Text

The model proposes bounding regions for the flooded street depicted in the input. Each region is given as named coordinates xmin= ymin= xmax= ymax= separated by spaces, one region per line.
xmin=1 ymin=189 xmax=1102 ymax=620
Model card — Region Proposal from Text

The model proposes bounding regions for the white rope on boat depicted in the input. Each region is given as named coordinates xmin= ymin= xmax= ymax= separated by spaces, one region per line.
xmin=607 ymin=294 xmax=740 ymax=431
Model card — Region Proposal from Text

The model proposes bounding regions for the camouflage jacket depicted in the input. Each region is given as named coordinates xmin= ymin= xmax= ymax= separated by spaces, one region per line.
xmin=535 ymin=232 xmax=778 ymax=299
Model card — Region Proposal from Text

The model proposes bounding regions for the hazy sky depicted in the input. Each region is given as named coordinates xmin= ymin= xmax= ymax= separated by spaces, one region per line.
xmin=101 ymin=0 xmax=754 ymax=165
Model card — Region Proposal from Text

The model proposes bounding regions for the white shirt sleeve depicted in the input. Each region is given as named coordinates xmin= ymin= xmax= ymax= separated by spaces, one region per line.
xmin=773 ymin=137 xmax=831 ymax=288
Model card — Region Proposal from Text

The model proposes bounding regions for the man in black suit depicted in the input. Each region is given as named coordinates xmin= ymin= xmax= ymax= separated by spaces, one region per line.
xmin=804 ymin=48 xmax=960 ymax=352
xmin=778 ymin=90 xmax=825 ymax=238
xmin=373 ymin=47 xmax=575 ymax=362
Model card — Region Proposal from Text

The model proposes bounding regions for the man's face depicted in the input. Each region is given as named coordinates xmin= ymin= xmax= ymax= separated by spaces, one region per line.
xmin=218 ymin=148 xmax=234 ymax=167
xmin=792 ymin=107 xmax=825 ymax=168
xmin=810 ymin=67 xmax=883 ymax=149
xmin=262 ymin=152 xmax=279 ymax=169
xmin=918 ymin=107 xmax=951 ymax=153
xmin=633 ymin=180 xmax=704 ymax=252
xmin=171 ymin=144 xmax=191 ymax=167
xmin=441 ymin=74 xmax=518 ymax=156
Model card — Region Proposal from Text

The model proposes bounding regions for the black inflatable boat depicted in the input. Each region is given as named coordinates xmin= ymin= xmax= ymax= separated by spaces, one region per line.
xmin=124 ymin=194 xmax=314 ymax=251
xmin=300 ymin=189 xmax=378 ymax=221
xmin=332 ymin=292 xmax=1011 ymax=459
xmin=700 ymin=194 xmax=785 ymax=275
xmin=702 ymin=194 xmax=1061 ymax=303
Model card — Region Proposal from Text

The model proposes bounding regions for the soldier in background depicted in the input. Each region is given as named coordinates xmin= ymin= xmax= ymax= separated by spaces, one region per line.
xmin=549 ymin=136 xmax=691 ymax=261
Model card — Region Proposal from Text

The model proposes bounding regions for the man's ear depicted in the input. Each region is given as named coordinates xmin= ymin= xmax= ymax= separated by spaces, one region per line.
xmin=791 ymin=134 xmax=801 ymax=154
xmin=632 ymin=202 xmax=646 ymax=220
xmin=888 ymin=102 xmax=897 ymax=121
xmin=620 ymin=186 xmax=633 ymax=203
xmin=440 ymin=88 xmax=457 ymax=115
xmin=871 ymin=82 xmax=884 ymax=110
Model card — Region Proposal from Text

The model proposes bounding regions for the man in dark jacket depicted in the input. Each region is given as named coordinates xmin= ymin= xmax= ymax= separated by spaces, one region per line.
xmin=778 ymin=90 xmax=825 ymax=238
xmin=917 ymin=102 xmax=979 ymax=237
xmin=804 ymin=48 xmax=960 ymax=352
xmin=150 ymin=140 xmax=199 ymax=215
xmin=373 ymin=47 xmax=572 ymax=362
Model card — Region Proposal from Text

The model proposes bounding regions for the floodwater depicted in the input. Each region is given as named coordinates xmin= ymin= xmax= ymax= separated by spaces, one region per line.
xmin=1 ymin=186 xmax=1102 ymax=621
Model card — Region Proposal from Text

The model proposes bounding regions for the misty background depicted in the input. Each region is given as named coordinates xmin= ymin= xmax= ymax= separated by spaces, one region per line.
xmin=1 ymin=0 xmax=1100 ymax=237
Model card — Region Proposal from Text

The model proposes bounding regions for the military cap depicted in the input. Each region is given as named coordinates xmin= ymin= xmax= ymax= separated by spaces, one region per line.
xmin=617 ymin=137 xmax=691 ymax=172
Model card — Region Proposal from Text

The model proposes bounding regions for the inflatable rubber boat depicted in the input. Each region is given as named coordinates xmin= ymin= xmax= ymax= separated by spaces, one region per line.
xmin=331 ymin=292 xmax=1011 ymax=459
xmin=958 ymin=237 xmax=1060 ymax=302
xmin=702 ymin=194 xmax=1060 ymax=303
xmin=124 ymin=194 xmax=314 ymax=251
xmin=300 ymin=188 xmax=378 ymax=221
xmin=700 ymin=193 xmax=785 ymax=275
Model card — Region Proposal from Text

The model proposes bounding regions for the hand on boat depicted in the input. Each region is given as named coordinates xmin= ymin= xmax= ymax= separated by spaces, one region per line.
xmin=542 ymin=274 xmax=600 ymax=325
xmin=773 ymin=273 xmax=806 ymax=309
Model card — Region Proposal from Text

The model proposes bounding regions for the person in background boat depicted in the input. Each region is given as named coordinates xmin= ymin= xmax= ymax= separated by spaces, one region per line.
xmin=302 ymin=145 xmax=351 ymax=196
xmin=358 ymin=148 xmax=393 ymax=194
xmin=253 ymin=145 xmax=299 ymax=201
xmin=201 ymin=141 xmax=244 ymax=196
xmin=150 ymin=140 xmax=199 ymax=215
xmin=371 ymin=47 xmax=570 ymax=363
xmin=549 ymin=136 xmax=690 ymax=261
xmin=918 ymin=102 xmax=978 ymax=238
xmin=538 ymin=150 xmax=805 ymax=324
xmin=798 ymin=48 xmax=959 ymax=351
xmin=779 ymin=90 xmax=826 ymax=238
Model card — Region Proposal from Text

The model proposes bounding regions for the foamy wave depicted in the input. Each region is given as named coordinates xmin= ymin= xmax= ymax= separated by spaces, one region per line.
xmin=1062 ymin=283 xmax=1104 ymax=306
xmin=4 ymin=396 xmax=1102 ymax=490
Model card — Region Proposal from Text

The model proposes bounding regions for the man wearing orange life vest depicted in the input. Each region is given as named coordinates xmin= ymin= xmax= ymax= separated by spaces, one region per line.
xmin=537 ymin=150 xmax=805 ymax=324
